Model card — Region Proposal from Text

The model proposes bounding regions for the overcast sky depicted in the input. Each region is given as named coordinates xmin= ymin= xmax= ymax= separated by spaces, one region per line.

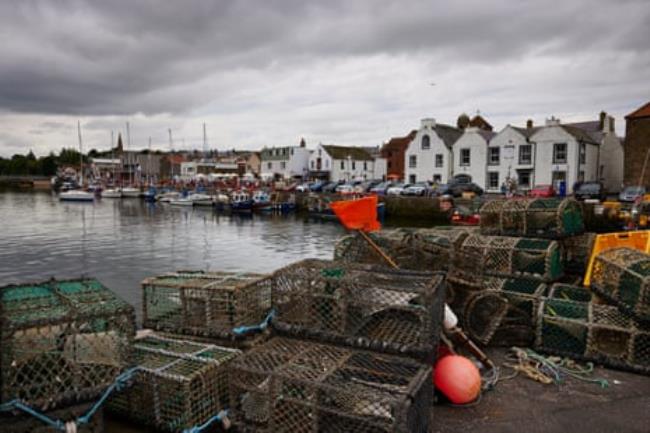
xmin=0 ymin=0 xmax=648 ymax=157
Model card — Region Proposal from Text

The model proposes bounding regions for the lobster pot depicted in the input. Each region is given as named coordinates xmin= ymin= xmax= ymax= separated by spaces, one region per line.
xmin=229 ymin=337 xmax=432 ymax=433
xmin=142 ymin=271 xmax=272 ymax=339
xmin=334 ymin=227 xmax=474 ymax=272
xmin=561 ymin=232 xmax=597 ymax=276
xmin=333 ymin=229 xmax=418 ymax=269
xmin=450 ymin=234 xmax=563 ymax=284
xmin=590 ymin=248 xmax=650 ymax=322
xmin=0 ymin=279 xmax=135 ymax=411
xmin=547 ymin=283 xmax=595 ymax=303
xmin=480 ymin=198 xmax=584 ymax=239
xmin=1 ymin=401 xmax=104 ymax=433
xmin=271 ymin=259 xmax=445 ymax=361
xmin=535 ymin=298 xmax=650 ymax=374
xmin=107 ymin=334 xmax=241 ymax=432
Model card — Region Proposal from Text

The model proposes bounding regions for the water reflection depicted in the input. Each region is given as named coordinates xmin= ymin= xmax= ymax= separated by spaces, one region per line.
xmin=0 ymin=191 xmax=345 ymax=317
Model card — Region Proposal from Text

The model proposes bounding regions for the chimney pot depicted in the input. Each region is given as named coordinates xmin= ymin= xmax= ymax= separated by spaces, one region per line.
xmin=526 ymin=119 xmax=533 ymax=129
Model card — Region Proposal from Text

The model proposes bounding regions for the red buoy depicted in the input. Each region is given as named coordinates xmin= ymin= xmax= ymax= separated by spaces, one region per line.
xmin=434 ymin=355 xmax=481 ymax=404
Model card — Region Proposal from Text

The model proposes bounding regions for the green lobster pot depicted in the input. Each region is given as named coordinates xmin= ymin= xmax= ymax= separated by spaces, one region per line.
xmin=0 ymin=278 xmax=135 ymax=411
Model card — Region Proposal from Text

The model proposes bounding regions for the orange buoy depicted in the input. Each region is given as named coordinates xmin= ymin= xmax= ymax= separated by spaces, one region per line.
xmin=434 ymin=355 xmax=481 ymax=404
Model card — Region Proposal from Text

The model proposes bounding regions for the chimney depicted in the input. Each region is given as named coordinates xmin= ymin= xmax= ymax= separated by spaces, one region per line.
xmin=299 ymin=137 xmax=306 ymax=148
xmin=457 ymin=113 xmax=470 ymax=130
xmin=421 ymin=118 xmax=436 ymax=129
xmin=526 ymin=119 xmax=533 ymax=129
xmin=610 ymin=117 xmax=615 ymax=133
xmin=545 ymin=116 xmax=560 ymax=126
xmin=599 ymin=111 xmax=607 ymax=130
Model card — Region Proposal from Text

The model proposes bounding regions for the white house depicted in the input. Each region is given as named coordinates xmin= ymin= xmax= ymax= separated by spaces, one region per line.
xmin=529 ymin=118 xmax=600 ymax=193
xmin=452 ymin=127 xmax=496 ymax=190
xmin=260 ymin=139 xmax=310 ymax=180
xmin=180 ymin=161 xmax=239 ymax=180
xmin=308 ymin=144 xmax=374 ymax=182
xmin=404 ymin=118 xmax=463 ymax=184
xmin=488 ymin=123 xmax=539 ymax=193
xmin=564 ymin=113 xmax=623 ymax=192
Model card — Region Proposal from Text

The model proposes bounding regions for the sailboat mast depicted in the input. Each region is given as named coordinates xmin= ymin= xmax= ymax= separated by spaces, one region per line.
xmin=203 ymin=123 xmax=207 ymax=161
xmin=126 ymin=121 xmax=132 ymax=185
xmin=148 ymin=136 xmax=152 ymax=185
xmin=77 ymin=121 xmax=83 ymax=186
xmin=168 ymin=128 xmax=173 ymax=180
xmin=111 ymin=130 xmax=115 ymax=183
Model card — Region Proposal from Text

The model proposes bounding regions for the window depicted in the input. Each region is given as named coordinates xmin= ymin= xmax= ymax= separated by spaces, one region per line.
xmin=517 ymin=170 xmax=531 ymax=187
xmin=519 ymin=145 xmax=532 ymax=165
xmin=421 ymin=135 xmax=430 ymax=150
xmin=409 ymin=155 xmax=417 ymax=168
xmin=363 ymin=162 xmax=367 ymax=171
xmin=433 ymin=174 xmax=442 ymax=183
xmin=553 ymin=143 xmax=567 ymax=164
xmin=579 ymin=143 xmax=586 ymax=164
xmin=435 ymin=154 xmax=443 ymax=167
xmin=387 ymin=161 xmax=392 ymax=169
xmin=488 ymin=172 xmax=499 ymax=189
xmin=352 ymin=161 xmax=356 ymax=170
xmin=267 ymin=162 xmax=272 ymax=169
xmin=488 ymin=147 xmax=500 ymax=165
xmin=340 ymin=161 xmax=345 ymax=169
xmin=460 ymin=149 xmax=470 ymax=166
xmin=280 ymin=161 xmax=286 ymax=169
xmin=325 ymin=160 xmax=329 ymax=168
xmin=311 ymin=161 xmax=314 ymax=169
xmin=409 ymin=174 xmax=416 ymax=184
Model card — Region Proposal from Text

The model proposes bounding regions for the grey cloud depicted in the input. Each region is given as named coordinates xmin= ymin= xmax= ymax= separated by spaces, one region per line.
xmin=1 ymin=0 xmax=648 ymax=116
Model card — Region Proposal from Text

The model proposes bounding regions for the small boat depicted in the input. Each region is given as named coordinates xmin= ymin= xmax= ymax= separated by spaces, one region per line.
xmin=214 ymin=193 xmax=230 ymax=211
xmin=230 ymin=191 xmax=253 ymax=213
xmin=259 ymin=192 xmax=297 ymax=213
xmin=252 ymin=191 xmax=272 ymax=211
xmin=142 ymin=187 xmax=157 ymax=202
xmin=121 ymin=187 xmax=141 ymax=198
xmin=59 ymin=189 xmax=95 ymax=202
xmin=190 ymin=193 xmax=213 ymax=206
xmin=169 ymin=197 xmax=194 ymax=206
xmin=102 ymin=188 xmax=122 ymax=198
xmin=156 ymin=191 xmax=181 ymax=203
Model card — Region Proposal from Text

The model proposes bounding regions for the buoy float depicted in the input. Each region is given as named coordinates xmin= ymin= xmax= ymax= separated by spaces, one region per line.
xmin=434 ymin=355 xmax=481 ymax=404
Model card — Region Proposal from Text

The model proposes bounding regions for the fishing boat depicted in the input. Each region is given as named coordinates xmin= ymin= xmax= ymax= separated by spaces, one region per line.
xmin=142 ymin=187 xmax=157 ymax=202
xmin=102 ymin=188 xmax=122 ymax=198
xmin=259 ymin=192 xmax=297 ymax=213
xmin=121 ymin=187 xmax=141 ymax=198
xmin=230 ymin=191 xmax=253 ymax=213
xmin=214 ymin=193 xmax=230 ymax=211
xmin=252 ymin=190 xmax=272 ymax=211
xmin=190 ymin=193 xmax=213 ymax=206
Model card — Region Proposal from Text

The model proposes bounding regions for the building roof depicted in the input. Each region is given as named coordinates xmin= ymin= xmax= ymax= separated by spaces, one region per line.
xmin=478 ymin=129 xmax=497 ymax=142
xmin=321 ymin=145 xmax=374 ymax=161
xmin=381 ymin=130 xmax=417 ymax=153
xmin=626 ymin=102 xmax=650 ymax=119
xmin=434 ymin=124 xmax=463 ymax=148
xmin=512 ymin=125 xmax=542 ymax=139
xmin=560 ymin=124 xmax=599 ymax=145
xmin=469 ymin=115 xmax=493 ymax=131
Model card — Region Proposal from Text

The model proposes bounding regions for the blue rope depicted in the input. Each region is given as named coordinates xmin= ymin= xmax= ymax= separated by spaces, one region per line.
xmin=183 ymin=409 xmax=229 ymax=433
xmin=0 ymin=400 xmax=65 ymax=431
xmin=232 ymin=309 xmax=275 ymax=335
xmin=0 ymin=367 xmax=141 ymax=430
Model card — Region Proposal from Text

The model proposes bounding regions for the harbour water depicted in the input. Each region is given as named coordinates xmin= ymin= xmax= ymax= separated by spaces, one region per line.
xmin=0 ymin=190 xmax=345 ymax=318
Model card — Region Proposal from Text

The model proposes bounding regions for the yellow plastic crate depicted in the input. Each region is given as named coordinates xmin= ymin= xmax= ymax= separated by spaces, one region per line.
xmin=583 ymin=230 xmax=650 ymax=286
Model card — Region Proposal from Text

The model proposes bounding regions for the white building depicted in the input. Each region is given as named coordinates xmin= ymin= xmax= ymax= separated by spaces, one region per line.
xmin=259 ymin=140 xmax=311 ymax=180
xmin=308 ymin=144 xmax=375 ymax=182
xmin=488 ymin=123 xmax=539 ymax=193
xmin=404 ymin=118 xmax=462 ymax=184
xmin=452 ymin=127 xmax=496 ymax=190
xmin=530 ymin=118 xmax=600 ymax=194
xmin=180 ymin=161 xmax=239 ymax=180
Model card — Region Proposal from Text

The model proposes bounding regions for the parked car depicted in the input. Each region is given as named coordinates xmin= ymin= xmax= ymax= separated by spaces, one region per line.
xmin=529 ymin=184 xmax=555 ymax=198
xmin=322 ymin=181 xmax=341 ymax=193
xmin=431 ymin=183 xmax=452 ymax=197
xmin=369 ymin=181 xmax=394 ymax=195
xmin=449 ymin=182 xmax=483 ymax=197
xmin=296 ymin=183 xmax=311 ymax=193
xmin=386 ymin=183 xmax=409 ymax=196
xmin=402 ymin=182 xmax=432 ymax=196
xmin=574 ymin=182 xmax=607 ymax=201
xmin=619 ymin=186 xmax=646 ymax=203
xmin=309 ymin=181 xmax=326 ymax=192
xmin=335 ymin=184 xmax=355 ymax=194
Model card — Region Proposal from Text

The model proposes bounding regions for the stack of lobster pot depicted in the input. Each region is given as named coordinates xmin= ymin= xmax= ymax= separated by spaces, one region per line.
xmin=228 ymin=259 xmax=446 ymax=433
xmin=0 ymin=278 xmax=136 ymax=433
xmin=444 ymin=197 xmax=588 ymax=347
